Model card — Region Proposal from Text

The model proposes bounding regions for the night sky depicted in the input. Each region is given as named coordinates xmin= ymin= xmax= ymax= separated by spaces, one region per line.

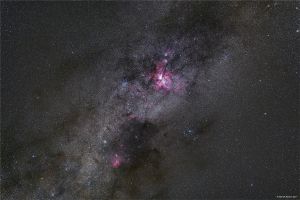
xmin=1 ymin=2 xmax=299 ymax=199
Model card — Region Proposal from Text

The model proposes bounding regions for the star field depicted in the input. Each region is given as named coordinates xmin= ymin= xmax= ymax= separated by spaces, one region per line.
xmin=1 ymin=2 xmax=299 ymax=199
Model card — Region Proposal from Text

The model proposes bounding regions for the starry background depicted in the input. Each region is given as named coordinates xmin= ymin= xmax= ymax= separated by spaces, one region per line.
xmin=1 ymin=1 xmax=299 ymax=199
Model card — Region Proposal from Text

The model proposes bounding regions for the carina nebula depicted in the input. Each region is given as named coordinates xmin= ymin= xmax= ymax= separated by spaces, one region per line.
xmin=1 ymin=1 xmax=299 ymax=200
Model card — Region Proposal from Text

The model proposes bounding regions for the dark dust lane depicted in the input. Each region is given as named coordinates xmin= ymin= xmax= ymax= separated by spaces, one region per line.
xmin=1 ymin=2 xmax=299 ymax=199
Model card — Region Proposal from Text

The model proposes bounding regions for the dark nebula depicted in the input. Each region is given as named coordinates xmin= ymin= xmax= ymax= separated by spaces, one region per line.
xmin=109 ymin=120 xmax=159 ymax=169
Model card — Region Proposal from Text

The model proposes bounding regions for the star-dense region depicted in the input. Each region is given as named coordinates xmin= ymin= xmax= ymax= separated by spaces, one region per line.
xmin=1 ymin=1 xmax=299 ymax=199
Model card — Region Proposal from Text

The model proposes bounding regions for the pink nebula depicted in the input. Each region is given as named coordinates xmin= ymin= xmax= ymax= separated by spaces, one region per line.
xmin=111 ymin=154 xmax=122 ymax=168
xmin=151 ymin=60 xmax=174 ymax=91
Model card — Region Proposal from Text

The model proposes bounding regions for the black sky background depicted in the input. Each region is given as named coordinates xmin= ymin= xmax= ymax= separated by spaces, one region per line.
xmin=1 ymin=2 xmax=299 ymax=199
